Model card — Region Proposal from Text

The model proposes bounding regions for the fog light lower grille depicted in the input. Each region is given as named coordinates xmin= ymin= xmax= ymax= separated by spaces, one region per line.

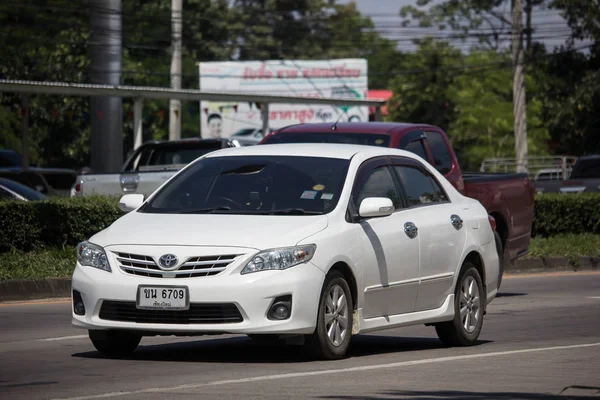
xmin=268 ymin=295 xmax=292 ymax=321
xmin=73 ymin=290 xmax=85 ymax=316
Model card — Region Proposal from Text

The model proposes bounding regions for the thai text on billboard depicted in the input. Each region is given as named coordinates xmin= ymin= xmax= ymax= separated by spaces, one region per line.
xmin=198 ymin=59 xmax=368 ymax=139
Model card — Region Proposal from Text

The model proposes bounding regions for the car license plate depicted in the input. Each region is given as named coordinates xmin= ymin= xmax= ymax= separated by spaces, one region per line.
xmin=136 ymin=285 xmax=189 ymax=310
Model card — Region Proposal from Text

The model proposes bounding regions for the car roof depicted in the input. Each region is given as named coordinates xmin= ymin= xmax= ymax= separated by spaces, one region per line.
xmin=577 ymin=155 xmax=600 ymax=161
xmin=276 ymin=122 xmax=438 ymax=134
xmin=204 ymin=142 xmax=420 ymax=161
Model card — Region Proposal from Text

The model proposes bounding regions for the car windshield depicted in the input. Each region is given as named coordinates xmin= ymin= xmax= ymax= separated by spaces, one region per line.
xmin=262 ymin=132 xmax=391 ymax=147
xmin=0 ymin=150 xmax=22 ymax=167
xmin=572 ymin=159 xmax=600 ymax=178
xmin=232 ymin=128 xmax=257 ymax=137
xmin=140 ymin=155 xmax=350 ymax=215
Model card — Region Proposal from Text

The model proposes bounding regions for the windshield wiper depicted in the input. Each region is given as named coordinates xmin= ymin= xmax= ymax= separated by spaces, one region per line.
xmin=268 ymin=208 xmax=322 ymax=215
xmin=178 ymin=206 xmax=232 ymax=214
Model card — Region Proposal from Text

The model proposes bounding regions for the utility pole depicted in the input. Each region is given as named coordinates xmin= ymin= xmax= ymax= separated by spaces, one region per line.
xmin=512 ymin=0 xmax=528 ymax=173
xmin=525 ymin=0 xmax=533 ymax=57
xmin=169 ymin=0 xmax=182 ymax=141
xmin=89 ymin=0 xmax=123 ymax=173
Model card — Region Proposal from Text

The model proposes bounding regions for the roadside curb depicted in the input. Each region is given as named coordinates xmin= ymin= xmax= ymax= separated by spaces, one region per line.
xmin=0 ymin=277 xmax=71 ymax=302
xmin=1 ymin=257 xmax=598 ymax=302
xmin=506 ymin=256 xmax=599 ymax=275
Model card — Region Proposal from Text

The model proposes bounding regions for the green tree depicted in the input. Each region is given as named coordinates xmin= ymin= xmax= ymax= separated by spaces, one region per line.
xmin=399 ymin=0 xmax=547 ymax=51
xmin=386 ymin=39 xmax=461 ymax=130
xmin=447 ymin=51 xmax=549 ymax=169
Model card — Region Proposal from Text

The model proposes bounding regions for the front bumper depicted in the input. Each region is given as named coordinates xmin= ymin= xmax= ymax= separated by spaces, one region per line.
xmin=71 ymin=247 xmax=325 ymax=335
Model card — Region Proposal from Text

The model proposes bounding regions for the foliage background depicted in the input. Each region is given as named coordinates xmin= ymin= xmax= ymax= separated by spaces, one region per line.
xmin=0 ymin=0 xmax=598 ymax=171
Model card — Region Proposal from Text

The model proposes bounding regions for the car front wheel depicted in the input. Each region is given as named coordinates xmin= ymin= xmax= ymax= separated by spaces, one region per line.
xmin=89 ymin=330 xmax=141 ymax=358
xmin=305 ymin=270 xmax=353 ymax=360
xmin=434 ymin=263 xmax=485 ymax=347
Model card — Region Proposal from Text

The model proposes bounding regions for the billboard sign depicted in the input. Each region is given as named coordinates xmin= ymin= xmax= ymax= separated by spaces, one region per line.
xmin=198 ymin=59 xmax=368 ymax=139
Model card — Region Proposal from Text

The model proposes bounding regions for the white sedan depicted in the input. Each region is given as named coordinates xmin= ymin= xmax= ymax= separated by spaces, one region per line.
xmin=71 ymin=143 xmax=499 ymax=360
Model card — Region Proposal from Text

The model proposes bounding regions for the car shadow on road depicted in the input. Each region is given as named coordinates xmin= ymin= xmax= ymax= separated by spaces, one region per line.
xmin=72 ymin=334 xmax=492 ymax=364
xmin=317 ymin=388 xmax=600 ymax=400
xmin=496 ymin=292 xmax=528 ymax=298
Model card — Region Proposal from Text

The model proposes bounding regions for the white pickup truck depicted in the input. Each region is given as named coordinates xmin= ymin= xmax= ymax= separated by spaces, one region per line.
xmin=72 ymin=138 xmax=237 ymax=197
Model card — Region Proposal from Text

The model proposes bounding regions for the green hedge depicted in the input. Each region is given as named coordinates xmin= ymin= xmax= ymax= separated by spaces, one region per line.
xmin=0 ymin=193 xmax=599 ymax=253
xmin=0 ymin=196 xmax=121 ymax=252
xmin=532 ymin=193 xmax=600 ymax=237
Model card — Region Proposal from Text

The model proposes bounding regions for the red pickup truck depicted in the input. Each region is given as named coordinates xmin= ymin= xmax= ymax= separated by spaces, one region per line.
xmin=259 ymin=122 xmax=536 ymax=288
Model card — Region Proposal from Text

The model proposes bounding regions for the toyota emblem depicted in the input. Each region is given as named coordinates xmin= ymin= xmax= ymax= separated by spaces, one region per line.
xmin=158 ymin=254 xmax=179 ymax=270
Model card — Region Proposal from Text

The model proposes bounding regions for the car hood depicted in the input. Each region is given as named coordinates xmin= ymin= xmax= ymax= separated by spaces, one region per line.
xmin=90 ymin=212 xmax=329 ymax=251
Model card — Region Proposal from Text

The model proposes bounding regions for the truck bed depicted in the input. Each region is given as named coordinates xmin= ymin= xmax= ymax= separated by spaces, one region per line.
xmin=463 ymin=171 xmax=535 ymax=262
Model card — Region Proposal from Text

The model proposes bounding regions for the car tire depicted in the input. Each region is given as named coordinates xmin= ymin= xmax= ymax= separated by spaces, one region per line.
xmin=434 ymin=263 xmax=485 ymax=347
xmin=89 ymin=330 xmax=141 ymax=358
xmin=305 ymin=270 xmax=353 ymax=360
xmin=494 ymin=231 xmax=508 ymax=291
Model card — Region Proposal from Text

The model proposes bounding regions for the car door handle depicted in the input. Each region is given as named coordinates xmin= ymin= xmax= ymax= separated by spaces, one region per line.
xmin=450 ymin=214 xmax=463 ymax=230
xmin=404 ymin=222 xmax=418 ymax=239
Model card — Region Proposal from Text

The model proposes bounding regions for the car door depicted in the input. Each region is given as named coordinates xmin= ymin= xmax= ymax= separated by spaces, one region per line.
xmin=352 ymin=157 xmax=420 ymax=319
xmin=391 ymin=159 xmax=467 ymax=312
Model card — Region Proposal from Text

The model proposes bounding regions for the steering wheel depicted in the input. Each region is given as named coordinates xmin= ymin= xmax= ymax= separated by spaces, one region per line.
xmin=217 ymin=197 xmax=243 ymax=209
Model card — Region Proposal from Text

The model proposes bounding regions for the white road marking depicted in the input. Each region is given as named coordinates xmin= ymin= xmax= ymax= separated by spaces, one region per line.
xmin=587 ymin=296 xmax=600 ymax=299
xmin=38 ymin=335 xmax=88 ymax=342
xmin=51 ymin=341 xmax=600 ymax=400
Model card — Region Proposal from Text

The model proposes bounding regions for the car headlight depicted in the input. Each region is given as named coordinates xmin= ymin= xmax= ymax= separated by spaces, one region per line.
xmin=76 ymin=241 xmax=111 ymax=272
xmin=241 ymin=244 xmax=316 ymax=275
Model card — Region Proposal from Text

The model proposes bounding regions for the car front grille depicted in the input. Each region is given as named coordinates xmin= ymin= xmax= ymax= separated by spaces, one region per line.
xmin=99 ymin=301 xmax=244 ymax=324
xmin=115 ymin=252 xmax=240 ymax=278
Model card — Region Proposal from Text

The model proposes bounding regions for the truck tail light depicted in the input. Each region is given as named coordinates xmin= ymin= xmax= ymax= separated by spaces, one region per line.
xmin=488 ymin=215 xmax=496 ymax=232
xmin=75 ymin=183 xmax=81 ymax=192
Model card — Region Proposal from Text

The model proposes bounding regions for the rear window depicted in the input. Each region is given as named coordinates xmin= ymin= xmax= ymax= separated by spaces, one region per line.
xmin=262 ymin=132 xmax=390 ymax=147
xmin=147 ymin=147 xmax=222 ymax=166
xmin=572 ymin=159 xmax=600 ymax=179
xmin=126 ymin=143 xmax=225 ymax=171
xmin=0 ymin=151 xmax=22 ymax=167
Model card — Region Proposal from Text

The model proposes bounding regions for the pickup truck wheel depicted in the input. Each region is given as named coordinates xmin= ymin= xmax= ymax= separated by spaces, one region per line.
xmin=89 ymin=330 xmax=141 ymax=358
xmin=434 ymin=263 xmax=484 ymax=347
xmin=494 ymin=231 xmax=508 ymax=291
xmin=305 ymin=271 xmax=353 ymax=360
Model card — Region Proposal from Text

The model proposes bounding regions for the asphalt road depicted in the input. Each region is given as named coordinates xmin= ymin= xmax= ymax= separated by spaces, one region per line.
xmin=1 ymin=272 xmax=600 ymax=400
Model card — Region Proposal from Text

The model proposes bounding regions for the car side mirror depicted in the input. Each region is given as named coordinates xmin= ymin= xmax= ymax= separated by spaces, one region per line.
xmin=118 ymin=194 xmax=144 ymax=213
xmin=359 ymin=197 xmax=395 ymax=218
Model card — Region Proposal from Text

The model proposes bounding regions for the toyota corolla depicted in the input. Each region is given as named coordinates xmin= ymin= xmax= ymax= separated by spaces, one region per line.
xmin=71 ymin=143 xmax=499 ymax=360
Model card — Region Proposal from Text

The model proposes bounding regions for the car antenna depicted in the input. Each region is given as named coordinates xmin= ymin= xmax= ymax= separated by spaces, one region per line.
xmin=331 ymin=109 xmax=347 ymax=131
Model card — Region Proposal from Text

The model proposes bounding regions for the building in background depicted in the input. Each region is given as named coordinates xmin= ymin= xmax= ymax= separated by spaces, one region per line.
xmin=367 ymin=90 xmax=392 ymax=121
xmin=198 ymin=59 xmax=368 ymax=139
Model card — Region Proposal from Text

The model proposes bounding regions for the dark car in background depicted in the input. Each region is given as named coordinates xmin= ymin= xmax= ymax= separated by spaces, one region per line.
xmin=534 ymin=155 xmax=600 ymax=193
xmin=0 ymin=149 xmax=77 ymax=196
xmin=0 ymin=177 xmax=48 ymax=201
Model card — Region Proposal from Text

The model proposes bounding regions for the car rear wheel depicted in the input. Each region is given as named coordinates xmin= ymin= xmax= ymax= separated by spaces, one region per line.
xmin=434 ymin=263 xmax=484 ymax=347
xmin=305 ymin=270 xmax=353 ymax=360
xmin=89 ymin=330 xmax=141 ymax=358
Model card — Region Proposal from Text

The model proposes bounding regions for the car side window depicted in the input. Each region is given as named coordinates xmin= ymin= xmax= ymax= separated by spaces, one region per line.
xmin=425 ymin=131 xmax=453 ymax=174
xmin=403 ymin=140 xmax=428 ymax=161
xmin=355 ymin=166 xmax=401 ymax=210
xmin=393 ymin=166 xmax=449 ymax=206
